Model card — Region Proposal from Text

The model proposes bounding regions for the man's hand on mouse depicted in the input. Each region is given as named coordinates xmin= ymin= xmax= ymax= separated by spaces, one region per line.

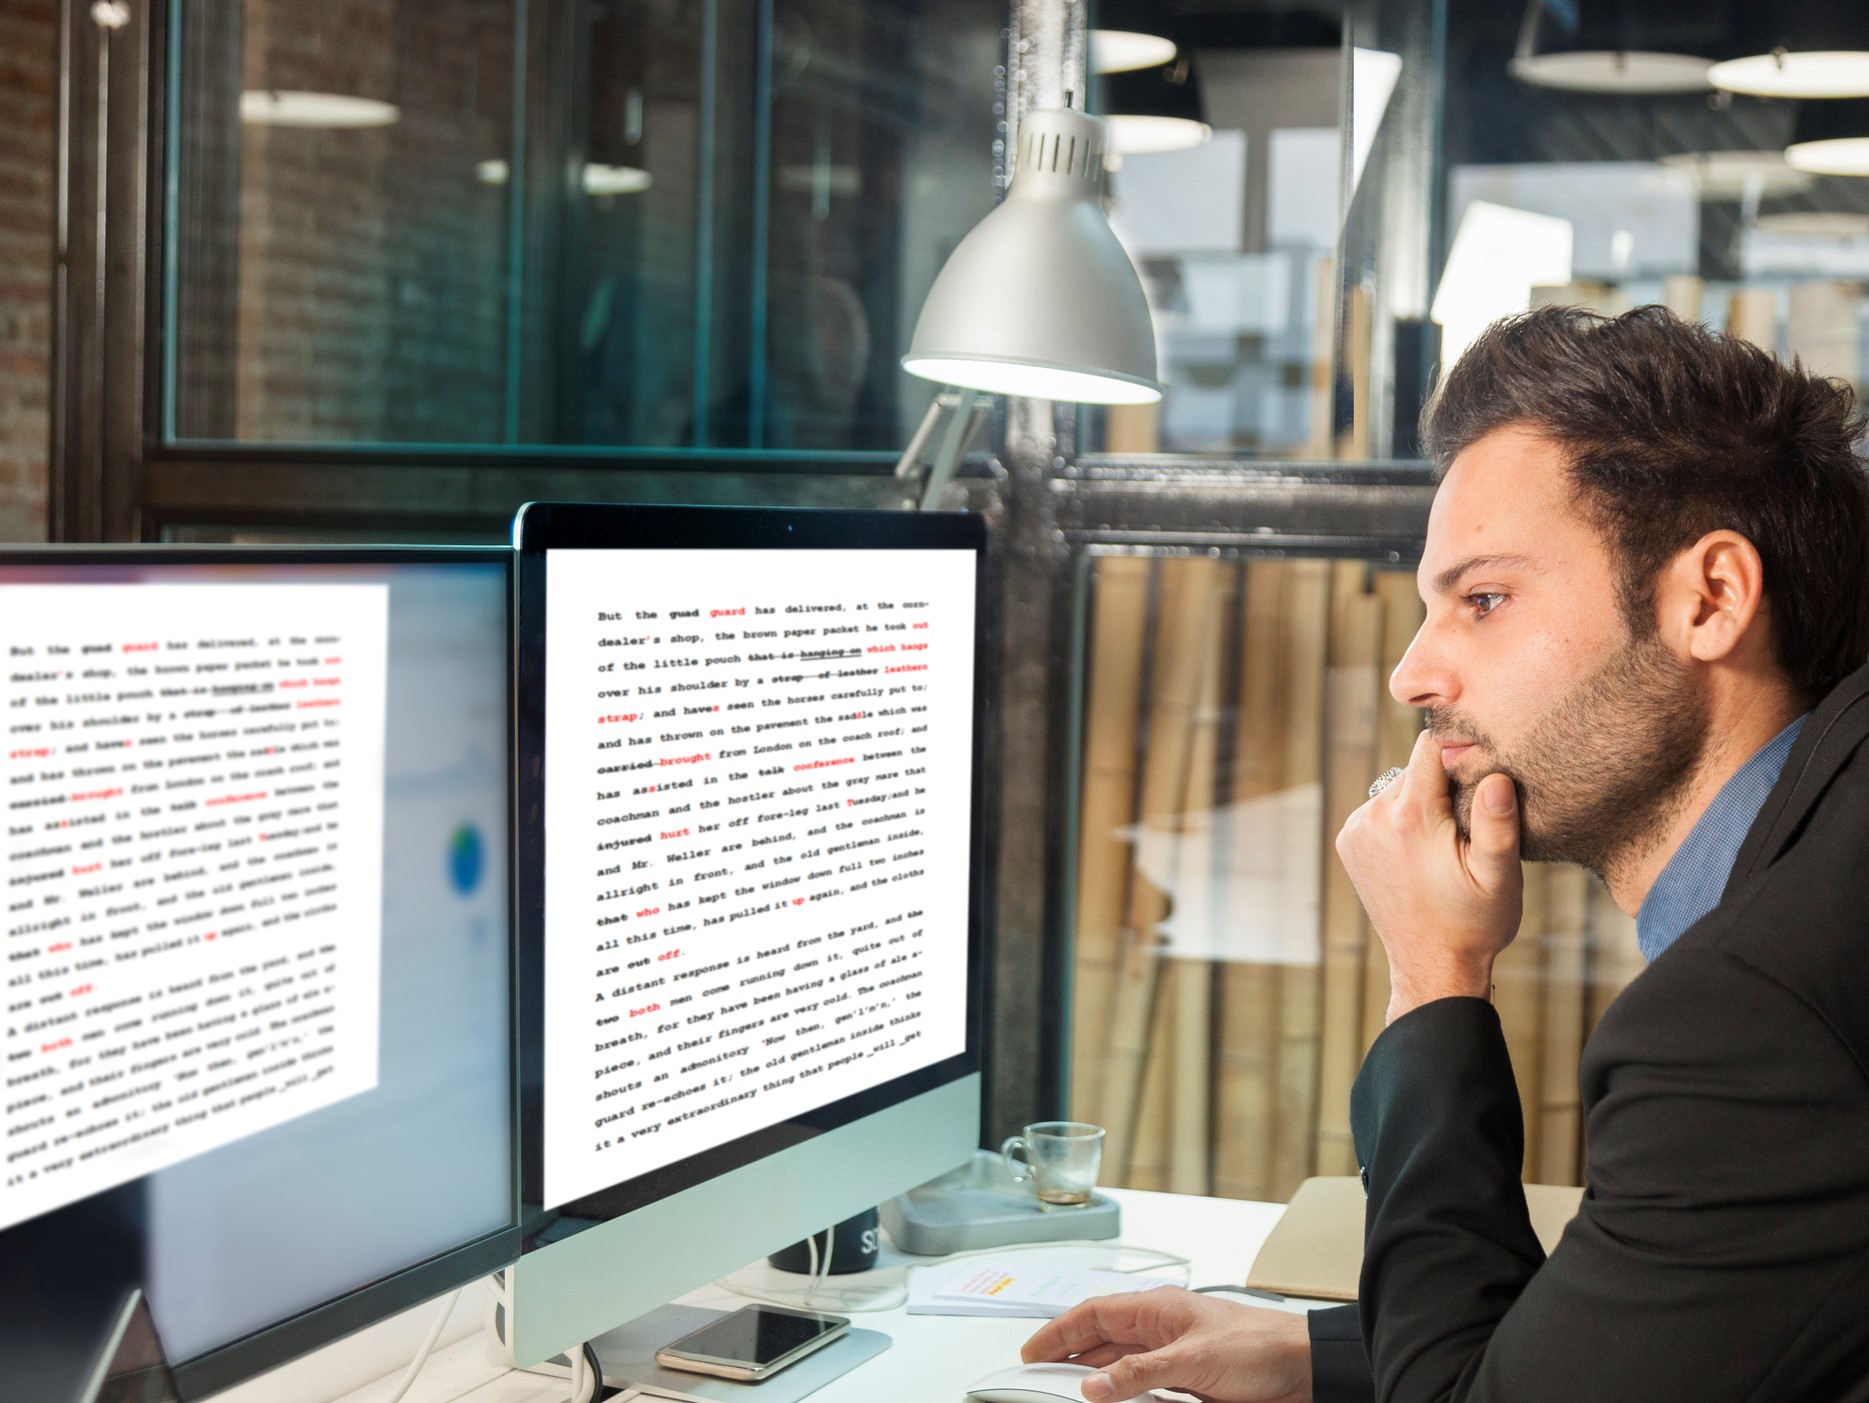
xmin=1335 ymin=727 xmax=1523 ymax=1024
xmin=1020 ymin=1287 xmax=1311 ymax=1403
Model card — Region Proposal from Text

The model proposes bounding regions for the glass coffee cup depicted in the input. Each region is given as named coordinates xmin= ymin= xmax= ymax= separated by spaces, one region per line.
xmin=1000 ymin=1121 xmax=1106 ymax=1208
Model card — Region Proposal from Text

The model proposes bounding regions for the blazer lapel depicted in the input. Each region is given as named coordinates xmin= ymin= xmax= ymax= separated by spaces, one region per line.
xmin=1731 ymin=661 xmax=1869 ymax=887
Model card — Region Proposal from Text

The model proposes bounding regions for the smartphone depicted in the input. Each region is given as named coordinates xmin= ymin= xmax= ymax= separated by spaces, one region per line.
xmin=653 ymin=1305 xmax=851 ymax=1381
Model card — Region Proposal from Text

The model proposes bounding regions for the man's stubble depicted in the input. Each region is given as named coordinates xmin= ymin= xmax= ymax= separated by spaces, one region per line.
xmin=1432 ymin=627 xmax=1709 ymax=887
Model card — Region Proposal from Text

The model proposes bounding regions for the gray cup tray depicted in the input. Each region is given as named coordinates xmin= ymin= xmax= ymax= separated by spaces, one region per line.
xmin=881 ymin=1150 xmax=1121 ymax=1256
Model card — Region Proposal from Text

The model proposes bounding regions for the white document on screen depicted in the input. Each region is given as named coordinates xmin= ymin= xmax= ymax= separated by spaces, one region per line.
xmin=542 ymin=549 xmax=975 ymax=1210
xmin=1 ymin=584 xmax=389 ymax=1231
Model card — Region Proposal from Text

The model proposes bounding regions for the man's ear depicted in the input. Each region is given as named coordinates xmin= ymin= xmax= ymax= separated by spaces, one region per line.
xmin=1661 ymin=530 xmax=1766 ymax=664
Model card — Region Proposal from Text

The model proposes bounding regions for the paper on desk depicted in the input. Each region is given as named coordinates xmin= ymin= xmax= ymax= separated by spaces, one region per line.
xmin=906 ymin=1258 xmax=1176 ymax=1317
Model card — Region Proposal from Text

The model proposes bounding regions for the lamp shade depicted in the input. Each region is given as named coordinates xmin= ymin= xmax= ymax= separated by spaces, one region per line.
xmin=903 ymin=107 xmax=1160 ymax=405
xmin=1711 ymin=12 xmax=1869 ymax=98
xmin=1787 ymin=97 xmax=1869 ymax=177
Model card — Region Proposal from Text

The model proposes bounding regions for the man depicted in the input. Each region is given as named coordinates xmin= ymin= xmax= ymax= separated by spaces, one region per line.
xmin=1023 ymin=306 xmax=1869 ymax=1402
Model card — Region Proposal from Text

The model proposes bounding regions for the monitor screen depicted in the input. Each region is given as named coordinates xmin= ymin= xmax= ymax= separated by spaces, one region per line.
xmin=0 ymin=552 xmax=514 ymax=1389
xmin=525 ymin=511 xmax=981 ymax=1217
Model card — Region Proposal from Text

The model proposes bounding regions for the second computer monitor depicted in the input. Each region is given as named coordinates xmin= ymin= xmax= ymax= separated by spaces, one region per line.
xmin=509 ymin=503 xmax=988 ymax=1366
xmin=0 ymin=548 xmax=516 ymax=1399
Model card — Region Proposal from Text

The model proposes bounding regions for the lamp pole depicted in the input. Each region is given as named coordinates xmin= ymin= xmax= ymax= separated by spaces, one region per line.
xmin=1009 ymin=0 xmax=1089 ymax=118
xmin=1002 ymin=0 xmax=1090 ymax=526
xmin=979 ymin=0 xmax=1089 ymax=1144
xmin=894 ymin=389 xmax=989 ymax=511
xmin=894 ymin=1 xmax=1091 ymax=514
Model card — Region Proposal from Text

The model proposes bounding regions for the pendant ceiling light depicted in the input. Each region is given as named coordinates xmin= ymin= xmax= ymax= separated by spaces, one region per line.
xmin=240 ymin=90 xmax=400 ymax=129
xmin=240 ymin=28 xmax=400 ymax=130
xmin=1090 ymin=0 xmax=1178 ymax=76
xmin=1786 ymin=97 xmax=1869 ymax=177
xmin=1713 ymin=52 xmax=1869 ymax=99
xmin=1100 ymin=53 xmax=1211 ymax=156
xmin=583 ymin=23 xmax=654 ymax=200
xmin=1710 ymin=14 xmax=1869 ymax=98
xmin=1507 ymin=0 xmax=1713 ymax=94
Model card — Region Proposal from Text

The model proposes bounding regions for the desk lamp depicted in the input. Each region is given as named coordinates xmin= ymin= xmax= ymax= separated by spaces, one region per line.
xmin=897 ymin=105 xmax=1160 ymax=509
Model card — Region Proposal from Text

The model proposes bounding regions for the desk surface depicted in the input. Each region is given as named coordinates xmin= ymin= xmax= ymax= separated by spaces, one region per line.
xmin=309 ymin=1189 xmax=1294 ymax=1403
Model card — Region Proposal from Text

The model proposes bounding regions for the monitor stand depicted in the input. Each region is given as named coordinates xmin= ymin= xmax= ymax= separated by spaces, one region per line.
xmin=536 ymin=1304 xmax=889 ymax=1403
xmin=82 ymin=1290 xmax=179 ymax=1403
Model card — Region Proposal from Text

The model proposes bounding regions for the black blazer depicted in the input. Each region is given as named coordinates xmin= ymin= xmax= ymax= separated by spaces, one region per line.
xmin=1308 ymin=662 xmax=1869 ymax=1403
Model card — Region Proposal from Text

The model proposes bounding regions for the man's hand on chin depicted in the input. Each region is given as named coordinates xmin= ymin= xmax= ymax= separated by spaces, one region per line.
xmin=1019 ymin=1288 xmax=1312 ymax=1403
xmin=1335 ymin=727 xmax=1524 ymax=1025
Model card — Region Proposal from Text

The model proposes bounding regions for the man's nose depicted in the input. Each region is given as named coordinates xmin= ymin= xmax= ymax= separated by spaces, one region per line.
xmin=1389 ymin=623 xmax=1453 ymax=708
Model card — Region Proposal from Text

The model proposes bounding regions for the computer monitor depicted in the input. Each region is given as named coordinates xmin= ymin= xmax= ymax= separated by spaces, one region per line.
xmin=507 ymin=503 xmax=988 ymax=1368
xmin=0 ymin=548 xmax=518 ymax=1400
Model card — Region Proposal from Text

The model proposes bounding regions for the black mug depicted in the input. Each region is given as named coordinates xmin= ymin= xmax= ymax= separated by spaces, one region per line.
xmin=768 ymin=1207 xmax=881 ymax=1275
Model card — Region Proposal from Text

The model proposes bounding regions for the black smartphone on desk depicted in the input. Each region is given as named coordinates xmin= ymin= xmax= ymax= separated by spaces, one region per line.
xmin=654 ymin=1305 xmax=851 ymax=1381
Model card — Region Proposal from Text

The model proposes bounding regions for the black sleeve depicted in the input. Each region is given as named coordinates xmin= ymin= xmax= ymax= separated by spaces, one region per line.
xmin=1308 ymin=1304 xmax=1374 ymax=1403
xmin=1349 ymin=956 xmax=1869 ymax=1403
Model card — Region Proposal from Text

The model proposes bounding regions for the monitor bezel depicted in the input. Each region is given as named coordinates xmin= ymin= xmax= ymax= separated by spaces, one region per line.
xmin=0 ymin=544 xmax=522 ymax=1399
xmin=511 ymin=503 xmax=991 ymax=1241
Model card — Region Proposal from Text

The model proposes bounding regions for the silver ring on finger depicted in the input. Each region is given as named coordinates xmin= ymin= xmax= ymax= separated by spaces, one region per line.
xmin=1368 ymin=766 xmax=1405 ymax=800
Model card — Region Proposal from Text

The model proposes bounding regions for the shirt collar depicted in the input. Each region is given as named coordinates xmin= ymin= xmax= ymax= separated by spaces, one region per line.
xmin=1635 ymin=714 xmax=1807 ymax=962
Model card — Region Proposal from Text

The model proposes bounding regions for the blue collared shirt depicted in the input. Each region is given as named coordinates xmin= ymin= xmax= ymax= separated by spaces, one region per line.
xmin=1635 ymin=715 xmax=1807 ymax=961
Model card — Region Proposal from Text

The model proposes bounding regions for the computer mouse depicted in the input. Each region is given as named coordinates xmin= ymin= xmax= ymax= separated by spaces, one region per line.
xmin=964 ymin=1361 xmax=1154 ymax=1403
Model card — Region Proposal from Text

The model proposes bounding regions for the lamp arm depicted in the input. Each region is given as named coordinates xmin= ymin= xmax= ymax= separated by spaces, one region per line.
xmin=918 ymin=388 xmax=985 ymax=511
xmin=894 ymin=397 xmax=947 ymax=480
xmin=895 ymin=387 xmax=988 ymax=510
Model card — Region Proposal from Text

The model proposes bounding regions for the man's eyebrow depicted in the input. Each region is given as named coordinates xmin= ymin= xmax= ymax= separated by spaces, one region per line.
xmin=1429 ymin=553 xmax=1539 ymax=596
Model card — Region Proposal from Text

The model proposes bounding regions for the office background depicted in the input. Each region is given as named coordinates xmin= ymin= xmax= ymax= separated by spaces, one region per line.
xmin=3 ymin=0 xmax=1867 ymax=1199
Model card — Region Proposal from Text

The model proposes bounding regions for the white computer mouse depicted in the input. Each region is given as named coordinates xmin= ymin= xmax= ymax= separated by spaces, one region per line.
xmin=964 ymin=1361 xmax=1155 ymax=1403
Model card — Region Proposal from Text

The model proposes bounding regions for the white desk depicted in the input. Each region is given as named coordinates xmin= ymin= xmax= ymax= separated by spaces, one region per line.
xmin=223 ymin=1190 xmax=1298 ymax=1403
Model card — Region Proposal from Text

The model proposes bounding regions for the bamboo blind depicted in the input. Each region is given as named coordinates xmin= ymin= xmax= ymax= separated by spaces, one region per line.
xmin=1069 ymin=555 xmax=1647 ymax=1198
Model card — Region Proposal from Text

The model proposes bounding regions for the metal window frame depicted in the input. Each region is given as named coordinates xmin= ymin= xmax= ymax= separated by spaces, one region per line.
xmin=1032 ymin=459 xmax=1436 ymax=1119
xmin=51 ymin=0 xmax=1016 ymax=546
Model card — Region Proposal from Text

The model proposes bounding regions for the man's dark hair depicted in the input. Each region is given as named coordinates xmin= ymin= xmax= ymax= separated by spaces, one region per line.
xmin=1421 ymin=305 xmax=1869 ymax=704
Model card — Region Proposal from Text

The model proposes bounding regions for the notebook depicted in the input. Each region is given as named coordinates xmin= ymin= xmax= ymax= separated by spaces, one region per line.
xmin=1246 ymin=1175 xmax=1584 ymax=1302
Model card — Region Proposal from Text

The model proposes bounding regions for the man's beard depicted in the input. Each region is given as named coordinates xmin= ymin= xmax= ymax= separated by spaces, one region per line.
xmin=1431 ymin=628 xmax=1710 ymax=883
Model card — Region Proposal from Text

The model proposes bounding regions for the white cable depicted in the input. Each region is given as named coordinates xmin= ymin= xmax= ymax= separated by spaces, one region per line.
xmin=806 ymin=1228 xmax=835 ymax=1308
xmin=377 ymin=1286 xmax=463 ymax=1403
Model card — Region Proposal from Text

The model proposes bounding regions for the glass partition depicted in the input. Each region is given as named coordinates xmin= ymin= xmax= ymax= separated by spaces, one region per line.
xmin=165 ymin=0 xmax=1002 ymax=455
xmin=1435 ymin=0 xmax=1869 ymax=395
xmin=167 ymin=0 xmax=520 ymax=445
xmin=1064 ymin=552 xmax=1642 ymax=1198
xmin=1092 ymin=39 xmax=1349 ymax=458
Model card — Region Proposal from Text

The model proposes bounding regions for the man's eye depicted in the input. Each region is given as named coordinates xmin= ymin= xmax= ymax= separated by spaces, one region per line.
xmin=1467 ymin=592 xmax=1506 ymax=617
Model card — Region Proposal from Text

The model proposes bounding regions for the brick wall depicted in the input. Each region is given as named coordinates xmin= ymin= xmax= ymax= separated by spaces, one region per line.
xmin=0 ymin=0 xmax=53 ymax=540
xmin=188 ymin=0 xmax=513 ymax=444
